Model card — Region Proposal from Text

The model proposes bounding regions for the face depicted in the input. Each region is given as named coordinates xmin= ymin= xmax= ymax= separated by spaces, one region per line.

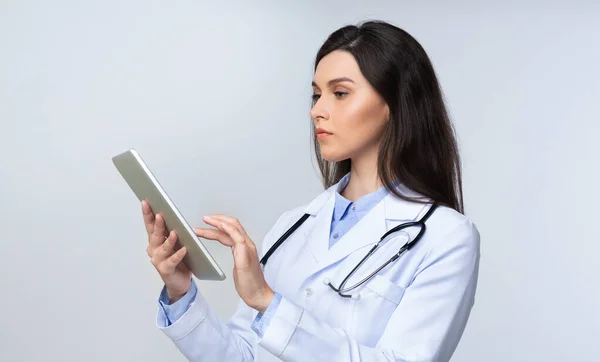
xmin=311 ymin=50 xmax=390 ymax=162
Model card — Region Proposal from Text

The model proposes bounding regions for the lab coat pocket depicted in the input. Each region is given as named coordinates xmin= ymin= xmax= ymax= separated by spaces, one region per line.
xmin=350 ymin=275 xmax=405 ymax=346
xmin=362 ymin=274 xmax=405 ymax=304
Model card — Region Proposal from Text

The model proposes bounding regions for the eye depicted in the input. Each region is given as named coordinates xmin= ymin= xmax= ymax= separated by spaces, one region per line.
xmin=334 ymin=91 xmax=348 ymax=99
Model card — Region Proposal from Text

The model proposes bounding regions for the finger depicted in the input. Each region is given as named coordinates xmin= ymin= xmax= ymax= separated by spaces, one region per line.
xmin=204 ymin=215 xmax=248 ymax=236
xmin=176 ymin=258 xmax=190 ymax=272
xmin=160 ymin=231 xmax=178 ymax=257
xmin=205 ymin=214 xmax=238 ymax=223
xmin=218 ymin=221 xmax=247 ymax=246
xmin=194 ymin=227 xmax=234 ymax=247
xmin=157 ymin=247 xmax=186 ymax=277
xmin=142 ymin=200 xmax=155 ymax=235
xmin=151 ymin=230 xmax=177 ymax=262
xmin=150 ymin=213 xmax=167 ymax=247
xmin=203 ymin=215 xmax=253 ymax=247
xmin=165 ymin=247 xmax=187 ymax=271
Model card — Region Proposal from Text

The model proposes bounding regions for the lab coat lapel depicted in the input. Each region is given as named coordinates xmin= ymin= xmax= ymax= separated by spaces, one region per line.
xmin=315 ymin=198 xmax=388 ymax=273
xmin=302 ymin=191 xmax=336 ymax=264
xmin=304 ymin=189 xmax=431 ymax=279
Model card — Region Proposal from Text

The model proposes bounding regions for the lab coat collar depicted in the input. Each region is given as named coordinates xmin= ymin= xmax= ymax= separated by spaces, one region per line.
xmin=301 ymin=178 xmax=431 ymax=277
xmin=304 ymin=178 xmax=429 ymax=220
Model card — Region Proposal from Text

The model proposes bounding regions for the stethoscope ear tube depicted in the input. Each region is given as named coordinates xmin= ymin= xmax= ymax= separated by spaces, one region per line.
xmin=260 ymin=213 xmax=310 ymax=266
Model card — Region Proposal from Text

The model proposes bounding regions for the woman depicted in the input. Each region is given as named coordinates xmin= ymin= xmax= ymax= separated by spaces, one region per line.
xmin=142 ymin=20 xmax=480 ymax=362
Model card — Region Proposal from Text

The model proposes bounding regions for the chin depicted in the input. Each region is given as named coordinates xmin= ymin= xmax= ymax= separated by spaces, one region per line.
xmin=319 ymin=149 xmax=350 ymax=163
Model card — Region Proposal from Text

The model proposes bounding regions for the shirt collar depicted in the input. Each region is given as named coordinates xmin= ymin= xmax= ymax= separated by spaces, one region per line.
xmin=332 ymin=172 xmax=390 ymax=221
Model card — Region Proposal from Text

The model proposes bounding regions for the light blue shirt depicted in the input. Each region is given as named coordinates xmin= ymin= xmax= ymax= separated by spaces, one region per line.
xmin=157 ymin=173 xmax=389 ymax=336
xmin=330 ymin=173 xmax=389 ymax=249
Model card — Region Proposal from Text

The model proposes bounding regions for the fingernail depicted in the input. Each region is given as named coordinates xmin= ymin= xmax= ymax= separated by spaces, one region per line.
xmin=204 ymin=216 xmax=212 ymax=220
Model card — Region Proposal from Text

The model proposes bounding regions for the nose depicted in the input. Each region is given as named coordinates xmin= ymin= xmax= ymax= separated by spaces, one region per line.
xmin=310 ymin=98 xmax=329 ymax=121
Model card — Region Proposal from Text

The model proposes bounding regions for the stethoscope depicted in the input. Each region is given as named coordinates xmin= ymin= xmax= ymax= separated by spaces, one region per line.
xmin=260 ymin=202 xmax=439 ymax=298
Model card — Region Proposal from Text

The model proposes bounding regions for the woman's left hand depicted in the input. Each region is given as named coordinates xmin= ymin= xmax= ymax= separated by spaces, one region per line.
xmin=194 ymin=215 xmax=274 ymax=314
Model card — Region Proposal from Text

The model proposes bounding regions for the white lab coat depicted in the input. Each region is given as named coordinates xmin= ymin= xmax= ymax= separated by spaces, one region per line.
xmin=156 ymin=181 xmax=481 ymax=362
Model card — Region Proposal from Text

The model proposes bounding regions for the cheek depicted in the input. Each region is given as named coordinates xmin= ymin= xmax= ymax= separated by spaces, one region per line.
xmin=336 ymin=102 xmax=387 ymax=146
xmin=319 ymin=111 xmax=385 ymax=162
xmin=317 ymin=94 xmax=388 ymax=162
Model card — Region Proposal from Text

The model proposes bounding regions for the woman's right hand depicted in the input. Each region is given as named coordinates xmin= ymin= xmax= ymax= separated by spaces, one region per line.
xmin=142 ymin=200 xmax=192 ymax=303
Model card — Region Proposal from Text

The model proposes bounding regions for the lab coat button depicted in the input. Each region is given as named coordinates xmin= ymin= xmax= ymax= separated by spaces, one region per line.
xmin=305 ymin=288 xmax=313 ymax=297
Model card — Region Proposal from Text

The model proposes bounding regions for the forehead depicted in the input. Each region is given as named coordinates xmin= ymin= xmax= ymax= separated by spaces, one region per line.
xmin=313 ymin=50 xmax=363 ymax=85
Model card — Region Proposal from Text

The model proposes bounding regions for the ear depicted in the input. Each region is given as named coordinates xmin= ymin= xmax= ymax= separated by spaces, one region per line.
xmin=384 ymin=103 xmax=391 ymax=122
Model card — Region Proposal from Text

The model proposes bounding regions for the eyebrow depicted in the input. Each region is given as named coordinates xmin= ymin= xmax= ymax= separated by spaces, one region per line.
xmin=311 ymin=77 xmax=355 ymax=88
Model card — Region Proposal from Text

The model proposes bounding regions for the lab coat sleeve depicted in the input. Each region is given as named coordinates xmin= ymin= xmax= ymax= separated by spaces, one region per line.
xmin=158 ymin=287 xmax=259 ymax=361
xmin=257 ymin=218 xmax=480 ymax=362
xmin=157 ymin=279 xmax=198 ymax=327
xmin=155 ymin=210 xmax=292 ymax=361
xmin=251 ymin=292 xmax=283 ymax=337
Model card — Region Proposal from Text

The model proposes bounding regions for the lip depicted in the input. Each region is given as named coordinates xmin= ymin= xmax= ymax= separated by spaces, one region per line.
xmin=315 ymin=128 xmax=333 ymax=140
xmin=315 ymin=128 xmax=333 ymax=135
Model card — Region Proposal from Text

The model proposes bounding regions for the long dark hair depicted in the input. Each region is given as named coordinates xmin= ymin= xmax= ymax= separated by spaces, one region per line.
xmin=312 ymin=20 xmax=464 ymax=214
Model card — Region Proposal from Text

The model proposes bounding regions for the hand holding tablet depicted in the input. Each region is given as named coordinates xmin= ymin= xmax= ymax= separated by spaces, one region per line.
xmin=112 ymin=149 xmax=226 ymax=296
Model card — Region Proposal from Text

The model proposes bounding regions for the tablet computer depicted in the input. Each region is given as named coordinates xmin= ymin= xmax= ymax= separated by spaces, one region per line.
xmin=112 ymin=148 xmax=226 ymax=281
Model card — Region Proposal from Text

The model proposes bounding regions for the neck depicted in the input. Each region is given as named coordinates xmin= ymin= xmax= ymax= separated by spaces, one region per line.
xmin=341 ymin=148 xmax=382 ymax=202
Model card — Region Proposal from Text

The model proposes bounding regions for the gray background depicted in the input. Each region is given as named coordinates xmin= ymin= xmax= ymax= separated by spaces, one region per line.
xmin=1 ymin=1 xmax=599 ymax=361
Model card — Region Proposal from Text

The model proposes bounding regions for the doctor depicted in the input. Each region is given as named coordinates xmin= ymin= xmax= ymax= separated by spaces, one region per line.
xmin=142 ymin=20 xmax=480 ymax=362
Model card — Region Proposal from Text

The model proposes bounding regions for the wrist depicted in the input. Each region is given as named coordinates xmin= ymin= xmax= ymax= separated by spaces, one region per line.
xmin=167 ymin=288 xmax=187 ymax=304
xmin=254 ymin=288 xmax=275 ymax=314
